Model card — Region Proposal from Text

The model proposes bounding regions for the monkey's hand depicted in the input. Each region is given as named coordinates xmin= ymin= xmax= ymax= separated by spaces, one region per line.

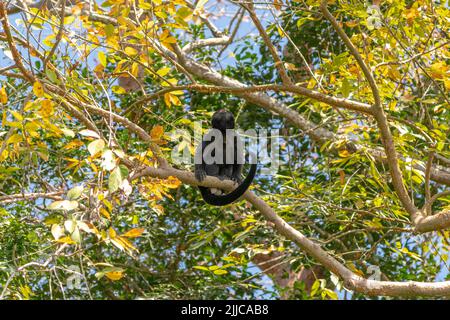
xmin=195 ymin=167 xmax=207 ymax=182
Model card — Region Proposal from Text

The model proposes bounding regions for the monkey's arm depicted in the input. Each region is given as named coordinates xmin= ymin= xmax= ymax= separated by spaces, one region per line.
xmin=231 ymin=164 xmax=243 ymax=183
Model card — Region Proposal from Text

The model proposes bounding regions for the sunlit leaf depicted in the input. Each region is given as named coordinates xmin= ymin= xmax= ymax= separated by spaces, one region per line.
xmin=79 ymin=129 xmax=100 ymax=139
xmin=67 ymin=185 xmax=84 ymax=200
xmin=88 ymin=139 xmax=105 ymax=156
xmin=48 ymin=200 xmax=79 ymax=211
xmin=33 ymin=81 xmax=44 ymax=97
xmin=122 ymin=228 xmax=145 ymax=238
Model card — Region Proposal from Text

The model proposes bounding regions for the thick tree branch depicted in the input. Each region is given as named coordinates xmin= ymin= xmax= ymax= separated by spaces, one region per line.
xmin=320 ymin=1 xmax=421 ymax=226
xmin=182 ymin=36 xmax=230 ymax=54
xmin=85 ymin=10 xmax=450 ymax=188
xmin=0 ymin=191 xmax=64 ymax=203
xmin=2 ymin=3 xmax=450 ymax=297
xmin=242 ymin=2 xmax=292 ymax=85
xmin=320 ymin=1 xmax=380 ymax=107
xmin=43 ymin=0 xmax=65 ymax=69
xmin=131 ymin=164 xmax=450 ymax=297
xmin=0 ymin=2 xmax=35 ymax=82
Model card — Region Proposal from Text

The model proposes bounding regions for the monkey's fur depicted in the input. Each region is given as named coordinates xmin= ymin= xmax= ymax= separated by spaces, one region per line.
xmin=194 ymin=109 xmax=257 ymax=206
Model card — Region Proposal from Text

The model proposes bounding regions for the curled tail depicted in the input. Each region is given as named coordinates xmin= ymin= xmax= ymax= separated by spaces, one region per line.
xmin=199 ymin=163 xmax=257 ymax=206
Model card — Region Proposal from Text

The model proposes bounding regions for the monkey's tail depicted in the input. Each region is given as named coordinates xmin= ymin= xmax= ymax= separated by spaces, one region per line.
xmin=199 ymin=163 xmax=257 ymax=206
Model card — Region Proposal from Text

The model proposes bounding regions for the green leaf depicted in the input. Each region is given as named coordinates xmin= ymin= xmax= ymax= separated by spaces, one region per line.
xmin=67 ymin=185 xmax=84 ymax=200
xmin=108 ymin=167 xmax=122 ymax=193
xmin=105 ymin=24 xmax=115 ymax=37
xmin=45 ymin=69 xmax=59 ymax=84
xmin=341 ymin=78 xmax=351 ymax=97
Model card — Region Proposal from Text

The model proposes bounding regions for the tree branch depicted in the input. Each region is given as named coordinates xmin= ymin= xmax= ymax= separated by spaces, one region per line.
xmin=131 ymin=164 xmax=450 ymax=297
xmin=182 ymin=36 xmax=230 ymax=54
xmin=0 ymin=191 xmax=64 ymax=203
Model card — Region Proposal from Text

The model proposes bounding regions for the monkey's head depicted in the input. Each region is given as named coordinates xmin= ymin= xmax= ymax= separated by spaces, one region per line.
xmin=211 ymin=109 xmax=235 ymax=132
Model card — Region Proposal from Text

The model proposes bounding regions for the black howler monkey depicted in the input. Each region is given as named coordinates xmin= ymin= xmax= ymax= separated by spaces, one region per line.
xmin=194 ymin=109 xmax=257 ymax=206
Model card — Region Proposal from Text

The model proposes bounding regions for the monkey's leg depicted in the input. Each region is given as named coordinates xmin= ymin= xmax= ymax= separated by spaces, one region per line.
xmin=231 ymin=163 xmax=243 ymax=183
xmin=221 ymin=165 xmax=235 ymax=181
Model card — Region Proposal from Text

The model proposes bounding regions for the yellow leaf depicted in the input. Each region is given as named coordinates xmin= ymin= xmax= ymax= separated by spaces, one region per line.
xmin=156 ymin=67 xmax=171 ymax=77
xmin=117 ymin=16 xmax=128 ymax=27
xmin=131 ymin=62 xmax=139 ymax=77
xmin=39 ymin=99 xmax=54 ymax=117
xmin=139 ymin=1 xmax=152 ymax=10
xmin=64 ymin=140 xmax=83 ymax=150
xmin=338 ymin=170 xmax=345 ymax=185
xmin=56 ymin=236 xmax=76 ymax=244
xmin=124 ymin=47 xmax=138 ymax=56
xmin=108 ymin=227 xmax=117 ymax=238
xmin=10 ymin=110 xmax=23 ymax=121
xmin=98 ymin=51 xmax=107 ymax=67
xmin=0 ymin=87 xmax=7 ymax=104
xmin=43 ymin=34 xmax=55 ymax=47
xmin=162 ymin=176 xmax=181 ymax=188
xmin=338 ymin=149 xmax=350 ymax=157
xmin=100 ymin=207 xmax=111 ymax=219
xmin=347 ymin=263 xmax=365 ymax=276
xmin=213 ymin=269 xmax=228 ymax=275
xmin=429 ymin=62 xmax=448 ymax=80
xmin=273 ymin=0 xmax=282 ymax=11
xmin=116 ymin=236 xmax=138 ymax=252
xmin=444 ymin=79 xmax=450 ymax=91
xmin=150 ymin=125 xmax=164 ymax=140
xmin=164 ymin=92 xmax=172 ymax=106
xmin=405 ymin=8 xmax=418 ymax=23
xmin=168 ymin=93 xmax=181 ymax=106
xmin=63 ymin=15 xmax=75 ymax=25
xmin=24 ymin=100 xmax=37 ymax=112
xmin=161 ymin=77 xmax=178 ymax=87
xmin=112 ymin=86 xmax=127 ymax=94
xmin=19 ymin=285 xmax=33 ymax=299
xmin=94 ymin=63 xmax=105 ymax=75
xmin=159 ymin=30 xmax=177 ymax=44
xmin=105 ymin=270 xmax=124 ymax=281
xmin=7 ymin=133 xmax=22 ymax=144
xmin=345 ymin=20 xmax=358 ymax=28
xmin=24 ymin=121 xmax=40 ymax=138
xmin=122 ymin=228 xmax=145 ymax=238
xmin=71 ymin=3 xmax=83 ymax=15
xmin=33 ymin=81 xmax=44 ymax=97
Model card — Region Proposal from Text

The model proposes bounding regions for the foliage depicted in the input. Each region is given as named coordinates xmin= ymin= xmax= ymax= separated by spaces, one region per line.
xmin=0 ymin=0 xmax=449 ymax=300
